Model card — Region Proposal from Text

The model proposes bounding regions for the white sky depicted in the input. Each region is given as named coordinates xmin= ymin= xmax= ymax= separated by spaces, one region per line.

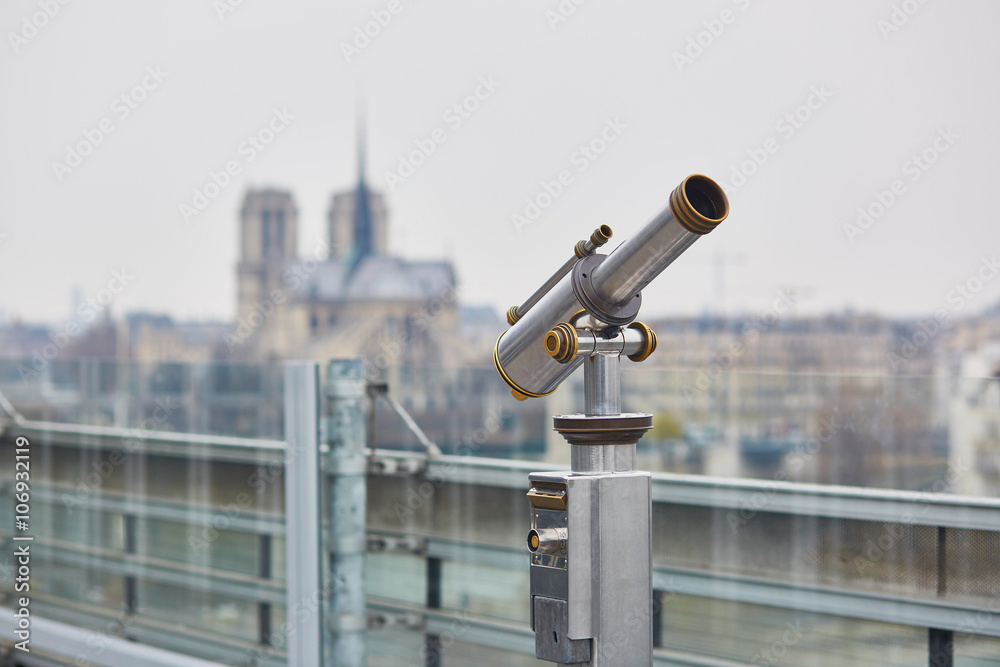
xmin=2 ymin=0 xmax=999 ymax=326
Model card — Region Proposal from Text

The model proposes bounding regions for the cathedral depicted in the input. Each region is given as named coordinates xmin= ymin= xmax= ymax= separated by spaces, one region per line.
xmin=229 ymin=134 xmax=459 ymax=371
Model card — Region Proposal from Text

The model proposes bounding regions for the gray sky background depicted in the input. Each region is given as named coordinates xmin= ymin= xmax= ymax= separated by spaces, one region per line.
xmin=2 ymin=0 xmax=999 ymax=326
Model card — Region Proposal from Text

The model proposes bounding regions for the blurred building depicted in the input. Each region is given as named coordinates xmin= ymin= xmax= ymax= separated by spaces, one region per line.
xmin=949 ymin=346 xmax=1000 ymax=496
xmin=0 ymin=321 xmax=56 ymax=359
xmin=125 ymin=313 xmax=230 ymax=363
xmin=326 ymin=165 xmax=389 ymax=261
xmin=231 ymin=137 xmax=460 ymax=370
xmin=645 ymin=312 xmax=903 ymax=374
xmin=607 ymin=312 xmax=948 ymax=488
xmin=950 ymin=302 xmax=1000 ymax=354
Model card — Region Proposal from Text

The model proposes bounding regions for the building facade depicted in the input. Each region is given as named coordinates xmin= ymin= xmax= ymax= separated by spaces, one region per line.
xmin=230 ymin=143 xmax=459 ymax=371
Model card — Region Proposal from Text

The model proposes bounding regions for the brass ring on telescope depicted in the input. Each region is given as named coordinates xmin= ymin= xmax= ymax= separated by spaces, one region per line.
xmin=506 ymin=306 xmax=521 ymax=325
xmin=544 ymin=323 xmax=578 ymax=364
xmin=575 ymin=225 xmax=614 ymax=258
xmin=669 ymin=174 xmax=729 ymax=235
xmin=494 ymin=333 xmax=555 ymax=401
xmin=568 ymin=309 xmax=589 ymax=327
xmin=626 ymin=321 xmax=657 ymax=362
xmin=591 ymin=224 xmax=613 ymax=247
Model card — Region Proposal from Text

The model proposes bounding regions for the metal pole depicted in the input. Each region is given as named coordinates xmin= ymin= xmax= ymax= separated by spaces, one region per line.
xmin=576 ymin=354 xmax=652 ymax=666
xmin=325 ymin=359 xmax=369 ymax=667
xmin=425 ymin=557 xmax=443 ymax=667
xmin=284 ymin=362 xmax=324 ymax=667
xmin=929 ymin=629 xmax=954 ymax=667
xmin=652 ymin=590 xmax=663 ymax=649
xmin=259 ymin=533 xmax=273 ymax=647
xmin=124 ymin=513 xmax=138 ymax=615
xmin=584 ymin=351 xmax=621 ymax=416
xmin=573 ymin=351 xmax=634 ymax=474
xmin=930 ymin=526 xmax=954 ymax=667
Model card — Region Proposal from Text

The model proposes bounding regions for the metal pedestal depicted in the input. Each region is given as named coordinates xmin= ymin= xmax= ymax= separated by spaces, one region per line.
xmin=527 ymin=352 xmax=654 ymax=666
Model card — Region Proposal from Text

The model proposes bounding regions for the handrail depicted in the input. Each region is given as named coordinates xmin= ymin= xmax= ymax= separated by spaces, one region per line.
xmin=4 ymin=416 xmax=999 ymax=529
xmin=368 ymin=448 xmax=1000 ymax=531
xmin=8 ymin=418 xmax=286 ymax=450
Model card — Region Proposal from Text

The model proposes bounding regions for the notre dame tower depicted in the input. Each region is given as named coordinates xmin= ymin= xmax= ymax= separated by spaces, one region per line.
xmin=327 ymin=119 xmax=388 ymax=263
xmin=235 ymin=188 xmax=298 ymax=327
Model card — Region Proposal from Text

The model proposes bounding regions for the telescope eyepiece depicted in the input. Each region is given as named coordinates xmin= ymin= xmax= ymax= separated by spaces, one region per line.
xmin=591 ymin=224 xmax=613 ymax=247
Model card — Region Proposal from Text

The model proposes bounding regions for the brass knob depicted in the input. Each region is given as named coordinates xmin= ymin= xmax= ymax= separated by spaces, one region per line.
xmin=626 ymin=321 xmax=657 ymax=362
xmin=527 ymin=527 xmax=567 ymax=555
xmin=544 ymin=323 xmax=578 ymax=364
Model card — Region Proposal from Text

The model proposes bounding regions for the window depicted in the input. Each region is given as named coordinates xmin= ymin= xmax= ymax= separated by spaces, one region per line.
xmin=275 ymin=209 xmax=285 ymax=256
xmin=261 ymin=209 xmax=271 ymax=257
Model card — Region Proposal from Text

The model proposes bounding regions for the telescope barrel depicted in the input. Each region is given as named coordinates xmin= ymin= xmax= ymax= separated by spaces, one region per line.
xmin=495 ymin=174 xmax=728 ymax=400
xmin=592 ymin=175 xmax=726 ymax=305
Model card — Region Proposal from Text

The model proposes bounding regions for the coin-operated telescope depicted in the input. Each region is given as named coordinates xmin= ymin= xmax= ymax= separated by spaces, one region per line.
xmin=494 ymin=174 xmax=729 ymax=665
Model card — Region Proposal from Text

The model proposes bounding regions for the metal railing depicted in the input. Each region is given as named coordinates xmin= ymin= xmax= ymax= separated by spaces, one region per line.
xmin=0 ymin=412 xmax=288 ymax=667
xmin=365 ymin=449 xmax=1000 ymax=666
xmin=2 ymin=367 xmax=1000 ymax=666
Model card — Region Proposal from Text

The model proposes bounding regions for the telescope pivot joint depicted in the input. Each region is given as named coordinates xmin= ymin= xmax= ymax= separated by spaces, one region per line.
xmin=544 ymin=320 xmax=657 ymax=364
xmin=571 ymin=254 xmax=641 ymax=327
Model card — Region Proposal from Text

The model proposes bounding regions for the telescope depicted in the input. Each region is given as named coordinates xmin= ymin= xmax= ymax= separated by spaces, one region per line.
xmin=495 ymin=174 xmax=729 ymax=665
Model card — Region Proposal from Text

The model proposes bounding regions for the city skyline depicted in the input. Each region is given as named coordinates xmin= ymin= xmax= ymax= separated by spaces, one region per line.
xmin=2 ymin=1 xmax=999 ymax=326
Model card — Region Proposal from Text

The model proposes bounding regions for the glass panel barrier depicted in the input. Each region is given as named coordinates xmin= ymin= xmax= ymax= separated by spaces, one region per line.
xmin=0 ymin=359 xmax=998 ymax=666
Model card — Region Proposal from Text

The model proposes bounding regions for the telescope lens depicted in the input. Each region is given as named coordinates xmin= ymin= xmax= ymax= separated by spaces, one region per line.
xmin=684 ymin=175 xmax=727 ymax=221
xmin=545 ymin=332 xmax=559 ymax=354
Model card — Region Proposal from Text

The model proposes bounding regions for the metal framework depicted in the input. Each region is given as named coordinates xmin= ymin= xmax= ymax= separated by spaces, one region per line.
xmin=4 ymin=371 xmax=1000 ymax=667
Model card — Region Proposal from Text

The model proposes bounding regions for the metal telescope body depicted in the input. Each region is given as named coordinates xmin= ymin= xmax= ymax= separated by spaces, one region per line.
xmin=495 ymin=175 xmax=727 ymax=400
xmin=495 ymin=175 xmax=729 ymax=665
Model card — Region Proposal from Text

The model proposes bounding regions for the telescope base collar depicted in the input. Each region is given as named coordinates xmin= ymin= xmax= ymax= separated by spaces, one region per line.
xmin=553 ymin=413 xmax=652 ymax=446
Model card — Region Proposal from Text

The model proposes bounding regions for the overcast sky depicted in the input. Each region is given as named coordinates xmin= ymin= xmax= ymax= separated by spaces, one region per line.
xmin=2 ymin=0 xmax=999 ymax=326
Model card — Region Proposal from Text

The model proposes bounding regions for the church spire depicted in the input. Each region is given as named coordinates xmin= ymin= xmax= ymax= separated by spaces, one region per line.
xmin=351 ymin=95 xmax=375 ymax=264
xmin=356 ymin=93 xmax=367 ymax=186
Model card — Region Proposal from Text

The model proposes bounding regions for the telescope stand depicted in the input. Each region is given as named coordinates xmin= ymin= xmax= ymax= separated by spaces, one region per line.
xmin=527 ymin=349 xmax=654 ymax=666
xmin=498 ymin=177 xmax=728 ymax=663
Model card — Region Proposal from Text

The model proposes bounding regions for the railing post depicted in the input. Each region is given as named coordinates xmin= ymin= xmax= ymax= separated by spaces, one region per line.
xmin=325 ymin=359 xmax=369 ymax=667
xmin=930 ymin=526 xmax=954 ymax=667
xmin=284 ymin=362 xmax=324 ymax=666
xmin=123 ymin=513 xmax=138 ymax=615
xmin=929 ymin=629 xmax=954 ymax=667
xmin=259 ymin=533 xmax=273 ymax=647
xmin=652 ymin=589 xmax=663 ymax=649
xmin=425 ymin=557 xmax=443 ymax=667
